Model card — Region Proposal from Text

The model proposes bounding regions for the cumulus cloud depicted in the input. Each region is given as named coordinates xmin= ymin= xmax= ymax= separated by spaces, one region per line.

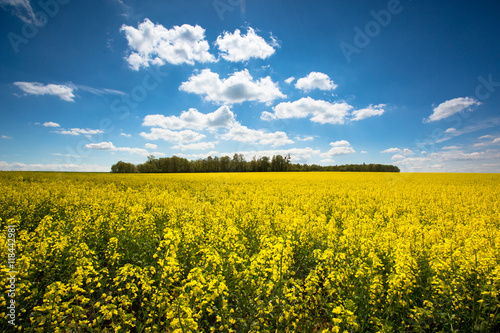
xmin=120 ymin=19 xmax=215 ymax=70
xmin=120 ymin=133 xmax=132 ymax=137
xmin=266 ymin=97 xmax=351 ymax=125
xmin=284 ymin=77 xmax=295 ymax=84
xmin=142 ymin=104 xmax=294 ymax=148
xmin=140 ymin=128 xmax=206 ymax=143
xmin=424 ymin=97 xmax=481 ymax=123
xmin=391 ymin=154 xmax=406 ymax=161
xmin=85 ymin=142 xmax=116 ymax=150
xmin=179 ymin=69 xmax=285 ymax=105
xmin=321 ymin=140 xmax=355 ymax=158
xmin=380 ymin=147 xmax=413 ymax=155
xmin=142 ymin=106 xmax=236 ymax=131
xmin=295 ymin=72 xmax=337 ymax=91
xmin=220 ymin=123 xmax=293 ymax=147
xmin=145 ymin=143 xmax=157 ymax=149
xmin=14 ymin=82 xmax=75 ymax=102
xmin=351 ymin=104 xmax=386 ymax=121
xmin=42 ymin=122 xmax=60 ymax=127
xmin=215 ymin=27 xmax=277 ymax=62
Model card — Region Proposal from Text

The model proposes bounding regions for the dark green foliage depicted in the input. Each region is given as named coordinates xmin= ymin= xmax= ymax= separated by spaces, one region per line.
xmin=115 ymin=155 xmax=400 ymax=173
xmin=110 ymin=161 xmax=137 ymax=173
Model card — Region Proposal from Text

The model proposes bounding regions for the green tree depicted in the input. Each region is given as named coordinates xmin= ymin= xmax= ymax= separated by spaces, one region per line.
xmin=111 ymin=161 xmax=137 ymax=173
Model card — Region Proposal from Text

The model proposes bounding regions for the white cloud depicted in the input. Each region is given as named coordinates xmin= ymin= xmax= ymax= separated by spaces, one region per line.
xmin=391 ymin=154 xmax=406 ymax=161
xmin=179 ymin=69 xmax=285 ymax=105
xmin=0 ymin=0 xmax=40 ymax=24
xmin=473 ymin=136 xmax=500 ymax=147
xmin=215 ymin=27 xmax=276 ymax=62
xmin=330 ymin=140 xmax=350 ymax=147
xmin=120 ymin=19 xmax=215 ymax=70
xmin=76 ymin=85 xmax=126 ymax=96
xmin=115 ymin=147 xmax=156 ymax=155
xmin=142 ymin=106 xmax=236 ymax=131
xmin=0 ymin=161 xmax=109 ymax=172
xmin=360 ymin=151 xmax=368 ymax=154
xmin=84 ymin=142 xmax=164 ymax=156
xmin=52 ymin=153 xmax=79 ymax=158
xmin=392 ymin=145 xmax=500 ymax=172
xmin=430 ymin=150 xmax=500 ymax=162
xmin=1 ymin=135 xmax=12 ymax=139
xmin=436 ymin=118 xmax=500 ymax=143
xmin=321 ymin=140 xmax=355 ymax=158
xmin=140 ymin=128 xmax=205 ymax=143
xmin=172 ymin=141 xmax=218 ymax=151
xmin=260 ymin=111 xmax=277 ymax=121
xmin=220 ymin=123 xmax=293 ymax=147
xmin=120 ymin=133 xmax=132 ymax=137
xmin=142 ymin=105 xmax=293 ymax=148
xmin=320 ymin=159 xmax=335 ymax=164
xmin=380 ymin=147 xmax=413 ymax=155
xmin=295 ymin=72 xmax=337 ymax=91
xmin=145 ymin=143 xmax=157 ymax=149
xmin=351 ymin=104 xmax=386 ymax=121
xmin=295 ymin=135 xmax=314 ymax=142
xmin=57 ymin=128 xmax=104 ymax=136
xmin=84 ymin=142 xmax=115 ymax=150
xmin=42 ymin=122 xmax=60 ymax=127
xmin=394 ymin=157 xmax=431 ymax=165
xmin=479 ymin=135 xmax=494 ymax=140
xmin=268 ymin=97 xmax=351 ymax=125
xmin=284 ymin=77 xmax=295 ymax=84
xmin=13 ymin=82 xmax=75 ymax=102
xmin=424 ymin=97 xmax=481 ymax=123
xmin=175 ymin=151 xmax=219 ymax=160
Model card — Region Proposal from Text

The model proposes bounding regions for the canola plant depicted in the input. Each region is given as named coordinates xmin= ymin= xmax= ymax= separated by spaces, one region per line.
xmin=1 ymin=171 xmax=499 ymax=332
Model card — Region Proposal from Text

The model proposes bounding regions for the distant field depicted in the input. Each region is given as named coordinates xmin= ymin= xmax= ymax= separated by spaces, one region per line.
xmin=1 ymin=172 xmax=500 ymax=332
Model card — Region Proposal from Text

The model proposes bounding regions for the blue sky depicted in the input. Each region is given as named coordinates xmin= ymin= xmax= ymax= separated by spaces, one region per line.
xmin=1 ymin=0 xmax=499 ymax=172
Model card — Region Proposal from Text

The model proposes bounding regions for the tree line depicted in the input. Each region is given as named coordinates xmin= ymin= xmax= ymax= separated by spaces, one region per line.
xmin=111 ymin=154 xmax=400 ymax=173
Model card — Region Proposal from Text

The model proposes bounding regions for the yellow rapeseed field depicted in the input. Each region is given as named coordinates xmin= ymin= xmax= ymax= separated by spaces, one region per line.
xmin=1 ymin=171 xmax=499 ymax=332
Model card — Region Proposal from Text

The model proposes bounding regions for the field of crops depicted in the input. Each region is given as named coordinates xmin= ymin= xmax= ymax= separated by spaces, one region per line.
xmin=1 ymin=171 xmax=500 ymax=332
